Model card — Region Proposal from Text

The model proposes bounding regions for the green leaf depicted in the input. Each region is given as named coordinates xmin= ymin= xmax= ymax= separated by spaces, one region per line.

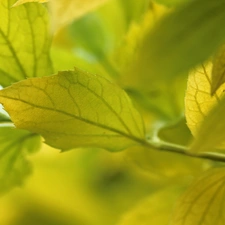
xmin=171 ymin=168 xmax=225 ymax=225
xmin=0 ymin=0 xmax=52 ymax=87
xmin=0 ymin=68 xmax=145 ymax=151
xmin=0 ymin=124 xmax=41 ymax=194
xmin=117 ymin=186 xmax=184 ymax=225
xmin=211 ymin=44 xmax=225 ymax=95
xmin=134 ymin=0 xmax=225 ymax=85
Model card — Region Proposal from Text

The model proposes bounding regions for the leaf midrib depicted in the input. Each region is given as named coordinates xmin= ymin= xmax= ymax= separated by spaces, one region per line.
xmin=0 ymin=95 xmax=145 ymax=145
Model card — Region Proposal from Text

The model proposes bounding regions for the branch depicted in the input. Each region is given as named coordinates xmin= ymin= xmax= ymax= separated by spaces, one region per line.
xmin=143 ymin=139 xmax=225 ymax=163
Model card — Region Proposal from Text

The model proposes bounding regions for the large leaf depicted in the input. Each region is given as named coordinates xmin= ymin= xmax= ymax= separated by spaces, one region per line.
xmin=211 ymin=44 xmax=225 ymax=94
xmin=0 ymin=124 xmax=41 ymax=194
xmin=133 ymin=0 xmax=225 ymax=85
xmin=185 ymin=63 xmax=225 ymax=152
xmin=171 ymin=168 xmax=225 ymax=225
xmin=0 ymin=68 xmax=145 ymax=151
xmin=0 ymin=0 xmax=52 ymax=87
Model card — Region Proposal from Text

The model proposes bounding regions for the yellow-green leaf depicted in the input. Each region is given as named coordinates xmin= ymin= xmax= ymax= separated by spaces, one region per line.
xmin=13 ymin=0 xmax=48 ymax=7
xmin=0 ymin=124 xmax=41 ymax=194
xmin=117 ymin=186 xmax=184 ymax=225
xmin=211 ymin=44 xmax=225 ymax=95
xmin=185 ymin=63 xmax=225 ymax=152
xmin=185 ymin=63 xmax=225 ymax=137
xmin=0 ymin=0 xmax=52 ymax=87
xmin=0 ymin=68 xmax=145 ymax=151
xmin=171 ymin=168 xmax=225 ymax=225
xmin=50 ymin=0 xmax=109 ymax=31
xmin=134 ymin=0 xmax=225 ymax=85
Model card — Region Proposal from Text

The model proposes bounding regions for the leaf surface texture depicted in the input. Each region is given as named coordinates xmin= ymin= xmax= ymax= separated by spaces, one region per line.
xmin=0 ymin=69 xmax=145 ymax=151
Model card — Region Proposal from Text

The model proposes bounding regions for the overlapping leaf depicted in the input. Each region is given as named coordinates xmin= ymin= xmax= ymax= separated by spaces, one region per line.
xmin=171 ymin=168 xmax=225 ymax=225
xmin=0 ymin=0 xmax=52 ymax=87
xmin=185 ymin=63 xmax=225 ymax=152
xmin=0 ymin=124 xmax=41 ymax=194
xmin=185 ymin=63 xmax=224 ymax=137
xmin=0 ymin=68 xmax=145 ymax=151
xmin=133 ymin=0 xmax=225 ymax=85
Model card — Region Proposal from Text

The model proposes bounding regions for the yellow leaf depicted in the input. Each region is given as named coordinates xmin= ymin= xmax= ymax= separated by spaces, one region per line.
xmin=211 ymin=44 xmax=225 ymax=94
xmin=171 ymin=168 xmax=225 ymax=225
xmin=185 ymin=63 xmax=225 ymax=137
xmin=13 ymin=0 xmax=48 ymax=7
xmin=50 ymin=0 xmax=109 ymax=32
xmin=0 ymin=68 xmax=145 ymax=151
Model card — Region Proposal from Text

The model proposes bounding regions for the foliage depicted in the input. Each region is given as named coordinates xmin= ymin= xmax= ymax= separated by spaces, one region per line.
xmin=1 ymin=0 xmax=225 ymax=224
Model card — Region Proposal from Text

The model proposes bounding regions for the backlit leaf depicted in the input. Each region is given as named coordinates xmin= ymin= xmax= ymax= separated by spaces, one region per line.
xmin=185 ymin=63 xmax=225 ymax=152
xmin=0 ymin=124 xmax=41 ymax=194
xmin=185 ymin=63 xmax=225 ymax=137
xmin=13 ymin=0 xmax=48 ymax=7
xmin=0 ymin=68 xmax=145 ymax=151
xmin=211 ymin=44 xmax=225 ymax=95
xmin=171 ymin=168 xmax=225 ymax=225
xmin=134 ymin=0 xmax=225 ymax=85
xmin=0 ymin=0 xmax=52 ymax=87
xmin=190 ymin=94 xmax=225 ymax=153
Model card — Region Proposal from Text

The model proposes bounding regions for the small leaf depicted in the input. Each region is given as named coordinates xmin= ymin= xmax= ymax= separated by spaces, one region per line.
xmin=117 ymin=186 xmax=184 ymax=225
xmin=185 ymin=63 xmax=225 ymax=152
xmin=171 ymin=168 xmax=225 ymax=225
xmin=0 ymin=124 xmax=41 ymax=194
xmin=0 ymin=68 xmax=145 ymax=151
xmin=211 ymin=44 xmax=225 ymax=95
xmin=134 ymin=0 xmax=225 ymax=85
xmin=0 ymin=0 xmax=52 ymax=87
xmin=13 ymin=0 xmax=48 ymax=7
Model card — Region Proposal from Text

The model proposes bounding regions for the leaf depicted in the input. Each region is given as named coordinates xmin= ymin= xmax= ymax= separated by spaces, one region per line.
xmin=190 ymin=94 xmax=225 ymax=153
xmin=50 ymin=0 xmax=110 ymax=31
xmin=133 ymin=0 xmax=225 ymax=86
xmin=0 ymin=0 xmax=52 ymax=87
xmin=171 ymin=168 xmax=225 ymax=225
xmin=117 ymin=186 xmax=184 ymax=225
xmin=13 ymin=0 xmax=48 ymax=7
xmin=185 ymin=63 xmax=225 ymax=137
xmin=185 ymin=63 xmax=225 ymax=152
xmin=0 ymin=124 xmax=41 ymax=194
xmin=211 ymin=44 xmax=225 ymax=95
xmin=0 ymin=68 xmax=145 ymax=151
